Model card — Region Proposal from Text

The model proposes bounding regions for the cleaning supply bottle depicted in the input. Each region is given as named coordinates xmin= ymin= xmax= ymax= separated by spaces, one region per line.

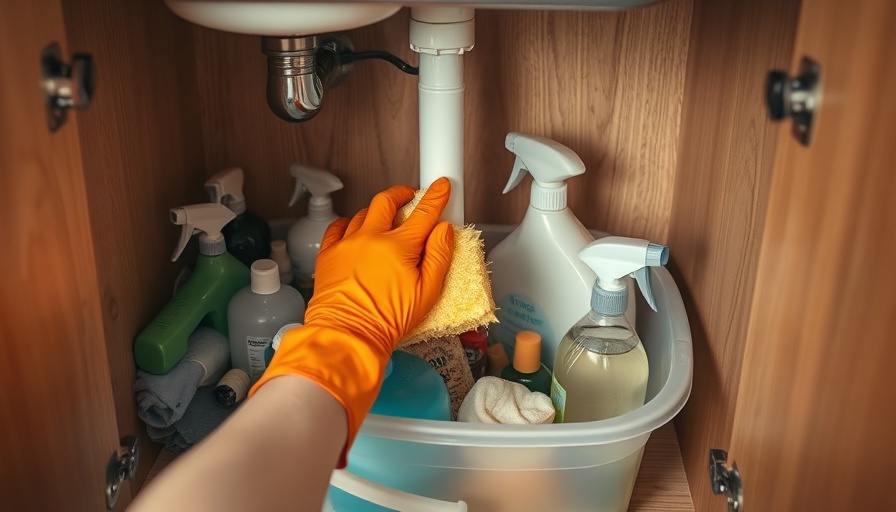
xmin=329 ymin=350 xmax=451 ymax=512
xmin=500 ymin=331 xmax=552 ymax=395
xmin=134 ymin=203 xmax=250 ymax=374
xmin=487 ymin=132 xmax=595 ymax=370
xmin=551 ymin=237 xmax=669 ymax=423
xmin=227 ymin=259 xmax=305 ymax=383
xmin=205 ymin=167 xmax=272 ymax=267
xmin=286 ymin=164 xmax=343 ymax=301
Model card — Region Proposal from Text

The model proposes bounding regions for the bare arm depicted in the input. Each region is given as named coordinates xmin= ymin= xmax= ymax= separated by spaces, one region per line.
xmin=129 ymin=376 xmax=347 ymax=512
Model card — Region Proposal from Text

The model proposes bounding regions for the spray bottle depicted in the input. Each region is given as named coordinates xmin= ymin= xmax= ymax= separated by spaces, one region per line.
xmin=487 ymin=132 xmax=596 ymax=370
xmin=133 ymin=203 xmax=250 ymax=374
xmin=205 ymin=167 xmax=272 ymax=267
xmin=550 ymin=236 xmax=669 ymax=423
xmin=286 ymin=164 xmax=343 ymax=301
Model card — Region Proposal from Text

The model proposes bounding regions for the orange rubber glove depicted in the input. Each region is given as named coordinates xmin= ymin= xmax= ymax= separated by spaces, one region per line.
xmin=249 ymin=177 xmax=454 ymax=467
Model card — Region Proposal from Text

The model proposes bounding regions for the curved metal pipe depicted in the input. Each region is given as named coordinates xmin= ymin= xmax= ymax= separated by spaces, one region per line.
xmin=261 ymin=36 xmax=350 ymax=122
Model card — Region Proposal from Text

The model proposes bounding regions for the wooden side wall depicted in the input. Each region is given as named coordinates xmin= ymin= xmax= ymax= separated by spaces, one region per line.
xmin=62 ymin=0 xmax=208 ymax=489
xmin=192 ymin=2 xmax=692 ymax=242
xmin=666 ymin=0 xmax=800 ymax=509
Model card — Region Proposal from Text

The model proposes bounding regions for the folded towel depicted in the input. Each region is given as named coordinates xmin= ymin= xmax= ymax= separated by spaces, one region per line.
xmin=135 ymin=326 xmax=230 ymax=428
xmin=147 ymin=385 xmax=237 ymax=454
xmin=457 ymin=376 xmax=555 ymax=424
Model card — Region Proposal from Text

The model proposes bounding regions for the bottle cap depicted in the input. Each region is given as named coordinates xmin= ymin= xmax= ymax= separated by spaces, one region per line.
xmin=459 ymin=327 xmax=488 ymax=347
xmin=250 ymin=259 xmax=281 ymax=294
xmin=512 ymin=331 xmax=542 ymax=374
xmin=214 ymin=368 xmax=251 ymax=407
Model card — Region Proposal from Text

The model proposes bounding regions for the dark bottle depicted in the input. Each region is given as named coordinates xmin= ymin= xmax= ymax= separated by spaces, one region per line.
xmin=206 ymin=167 xmax=272 ymax=267
xmin=222 ymin=209 xmax=271 ymax=267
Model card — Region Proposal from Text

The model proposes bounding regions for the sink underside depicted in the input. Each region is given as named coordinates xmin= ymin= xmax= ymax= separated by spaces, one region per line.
xmin=165 ymin=1 xmax=402 ymax=36
xmin=165 ymin=0 xmax=661 ymax=37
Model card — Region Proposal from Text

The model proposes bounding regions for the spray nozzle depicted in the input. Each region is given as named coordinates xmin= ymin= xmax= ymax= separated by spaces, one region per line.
xmin=502 ymin=132 xmax=585 ymax=211
xmin=169 ymin=203 xmax=236 ymax=261
xmin=288 ymin=163 xmax=344 ymax=208
xmin=205 ymin=167 xmax=247 ymax=215
xmin=578 ymin=236 xmax=670 ymax=314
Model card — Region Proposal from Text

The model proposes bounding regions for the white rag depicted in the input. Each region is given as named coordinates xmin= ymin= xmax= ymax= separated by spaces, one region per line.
xmin=457 ymin=376 xmax=555 ymax=424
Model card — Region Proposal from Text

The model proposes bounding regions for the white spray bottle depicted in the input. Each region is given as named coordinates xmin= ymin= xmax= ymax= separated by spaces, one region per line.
xmin=205 ymin=167 xmax=272 ymax=267
xmin=550 ymin=236 xmax=669 ymax=423
xmin=487 ymin=132 xmax=596 ymax=370
xmin=286 ymin=164 xmax=343 ymax=300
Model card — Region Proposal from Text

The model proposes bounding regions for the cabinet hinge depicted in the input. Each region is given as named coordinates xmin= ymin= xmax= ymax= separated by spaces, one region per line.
xmin=710 ymin=448 xmax=743 ymax=511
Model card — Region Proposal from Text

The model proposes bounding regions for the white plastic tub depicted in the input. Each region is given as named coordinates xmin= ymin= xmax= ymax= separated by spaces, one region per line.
xmin=327 ymin=226 xmax=693 ymax=512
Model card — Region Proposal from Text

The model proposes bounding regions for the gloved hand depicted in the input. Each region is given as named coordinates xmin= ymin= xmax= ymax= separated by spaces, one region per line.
xmin=250 ymin=177 xmax=454 ymax=467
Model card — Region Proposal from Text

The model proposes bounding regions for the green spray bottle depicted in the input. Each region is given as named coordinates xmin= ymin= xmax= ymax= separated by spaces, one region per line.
xmin=134 ymin=203 xmax=250 ymax=374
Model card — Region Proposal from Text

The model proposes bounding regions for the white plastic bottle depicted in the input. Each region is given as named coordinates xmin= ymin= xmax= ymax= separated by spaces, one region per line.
xmin=487 ymin=133 xmax=596 ymax=369
xmin=286 ymin=164 xmax=343 ymax=300
xmin=551 ymin=237 xmax=668 ymax=423
xmin=227 ymin=259 xmax=306 ymax=383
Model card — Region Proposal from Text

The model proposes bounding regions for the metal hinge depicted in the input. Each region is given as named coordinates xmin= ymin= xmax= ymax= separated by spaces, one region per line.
xmin=710 ymin=448 xmax=743 ymax=511
xmin=40 ymin=42 xmax=95 ymax=132
xmin=105 ymin=436 xmax=140 ymax=509
xmin=766 ymin=56 xmax=822 ymax=146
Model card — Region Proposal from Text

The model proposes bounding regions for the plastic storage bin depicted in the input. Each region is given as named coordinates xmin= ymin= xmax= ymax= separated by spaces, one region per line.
xmin=326 ymin=225 xmax=693 ymax=512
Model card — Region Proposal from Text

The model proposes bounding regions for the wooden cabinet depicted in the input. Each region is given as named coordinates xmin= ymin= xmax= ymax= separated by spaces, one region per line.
xmin=2 ymin=0 xmax=893 ymax=510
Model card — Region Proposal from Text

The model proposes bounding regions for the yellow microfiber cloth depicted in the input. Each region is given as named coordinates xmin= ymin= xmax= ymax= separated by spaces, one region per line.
xmin=394 ymin=189 xmax=497 ymax=346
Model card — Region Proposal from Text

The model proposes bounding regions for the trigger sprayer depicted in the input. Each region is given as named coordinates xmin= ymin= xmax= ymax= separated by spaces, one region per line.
xmin=287 ymin=164 xmax=343 ymax=301
xmin=579 ymin=236 xmax=670 ymax=314
xmin=502 ymin=132 xmax=586 ymax=211
xmin=288 ymin=163 xmax=343 ymax=217
xmin=133 ymin=203 xmax=250 ymax=375
xmin=170 ymin=203 xmax=235 ymax=261
xmin=550 ymin=236 xmax=669 ymax=423
xmin=205 ymin=167 xmax=272 ymax=266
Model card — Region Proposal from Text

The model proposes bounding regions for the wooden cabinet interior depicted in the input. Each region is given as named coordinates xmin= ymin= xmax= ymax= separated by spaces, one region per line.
xmin=54 ymin=0 xmax=800 ymax=508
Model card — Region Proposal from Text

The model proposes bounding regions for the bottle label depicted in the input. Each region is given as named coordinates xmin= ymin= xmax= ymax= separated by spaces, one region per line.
xmin=246 ymin=336 xmax=272 ymax=381
xmin=492 ymin=293 xmax=553 ymax=360
xmin=550 ymin=373 xmax=567 ymax=423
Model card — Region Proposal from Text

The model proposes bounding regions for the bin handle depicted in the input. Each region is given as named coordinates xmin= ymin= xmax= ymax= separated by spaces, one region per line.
xmin=329 ymin=469 xmax=468 ymax=512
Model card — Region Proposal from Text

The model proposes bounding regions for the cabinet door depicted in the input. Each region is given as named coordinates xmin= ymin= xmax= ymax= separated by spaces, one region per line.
xmin=0 ymin=1 xmax=128 ymax=511
xmin=728 ymin=0 xmax=896 ymax=509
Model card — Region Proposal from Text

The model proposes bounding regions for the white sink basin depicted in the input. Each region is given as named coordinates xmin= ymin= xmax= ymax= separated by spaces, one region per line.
xmin=165 ymin=0 xmax=662 ymax=37
xmin=165 ymin=1 xmax=402 ymax=36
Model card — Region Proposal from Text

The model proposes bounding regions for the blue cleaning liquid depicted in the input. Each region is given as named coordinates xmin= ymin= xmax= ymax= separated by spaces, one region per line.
xmin=328 ymin=351 xmax=451 ymax=511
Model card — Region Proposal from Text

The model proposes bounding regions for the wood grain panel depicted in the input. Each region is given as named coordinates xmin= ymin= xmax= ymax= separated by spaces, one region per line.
xmin=665 ymin=0 xmax=800 ymax=509
xmin=194 ymin=2 xmax=691 ymax=242
xmin=629 ymin=424 xmax=694 ymax=511
xmin=0 ymin=1 xmax=124 ymax=509
xmin=61 ymin=0 xmax=208 ymax=491
xmin=729 ymin=1 xmax=896 ymax=509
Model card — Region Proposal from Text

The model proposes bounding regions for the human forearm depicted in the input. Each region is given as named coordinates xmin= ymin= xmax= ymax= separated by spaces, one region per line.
xmin=129 ymin=375 xmax=346 ymax=512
